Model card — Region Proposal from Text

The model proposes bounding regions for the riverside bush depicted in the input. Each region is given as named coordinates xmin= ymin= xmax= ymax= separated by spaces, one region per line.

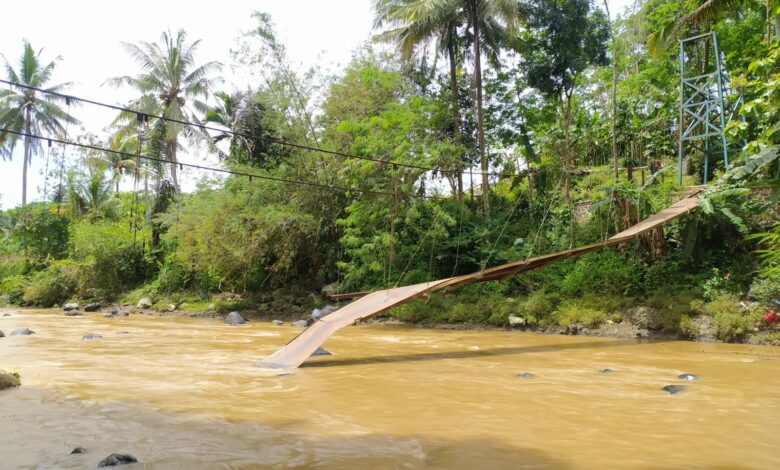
xmin=559 ymin=250 xmax=633 ymax=296
xmin=23 ymin=260 xmax=82 ymax=307
xmin=706 ymin=294 xmax=760 ymax=342
xmin=553 ymin=303 xmax=608 ymax=328
xmin=0 ymin=275 xmax=28 ymax=304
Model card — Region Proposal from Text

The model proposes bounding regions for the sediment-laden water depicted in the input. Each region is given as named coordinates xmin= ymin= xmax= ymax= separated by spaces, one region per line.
xmin=1 ymin=308 xmax=779 ymax=469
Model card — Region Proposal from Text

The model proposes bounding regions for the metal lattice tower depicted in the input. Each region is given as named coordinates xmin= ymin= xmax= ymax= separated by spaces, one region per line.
xmin=678 ymin=31 xmax=740 ymax=184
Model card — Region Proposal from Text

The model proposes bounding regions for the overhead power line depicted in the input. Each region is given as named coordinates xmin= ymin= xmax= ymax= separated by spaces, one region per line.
xmin=0 ymin=128 xmax=446 ymax=200
xmin=0 ymin=78 xmax=528 ymax=179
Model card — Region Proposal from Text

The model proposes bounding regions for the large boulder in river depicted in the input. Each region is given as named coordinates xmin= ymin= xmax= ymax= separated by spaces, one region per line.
xmin=136 ymin=297 xmax=153 ymax=309
xmin=224 ymin=311 xmax=245 ymax=325
xmin=10 ymin=327 xmax=34 ymax=336
xmin=0 ymin=330 xmax=4 ymax=337
xmin=84 ymin=303 xmax=100 ymax=312
xmin=311 ymin=305 xmax=339 ymax=322
xmin=97 ymin=453 xmax=138 ymax=467
xmin=0 ymin=370 xmax=20 ymax=390
xmin=63 ymin=303 xmax=80 ymax=312
xmin=291 ymin=320 xmax=308 ymax=327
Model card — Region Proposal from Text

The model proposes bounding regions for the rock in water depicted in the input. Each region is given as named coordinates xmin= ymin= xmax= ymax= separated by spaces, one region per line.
xmin=291 ymin=320 xmax=308 ymax=327
xmin=10 ymin=327 xmax=34 ymax=336
xmin=311 ymin=347 xmax=332 ymax=357
xmin=311 ymin=305 xmax=339 ymax=322
xmin=65 ymin=311 xmax=83 ymax=316
xmin=136 ymin=297 xmax=153 ymax=309
xmin=84 ymin=303 xmax=100 ymax=312
xmin=0 ymin=330 xmax=4 ymax=337
xmin=224 ymin=311 xmax=245 ymax=325
xmin=508 ymin=315 xmax=525 ymax=326
xmin=598 ymin=368 xmax=614 ymax=374
xmin=97 ymin=453 xmax=138 ymax=467
xmin=116 ymin=331 xmax=130 ymax=335
xmin=2 ymin=313 xmax=11 ymax=316
xmin=63 ymin=303 xmax=80 ymax=312
xmin=70 ymin=447 xmax=86 ymax=454
xmin=662 ymin=385 xmax=685 ymax=395
xmin=0 ymin=370 xmax=21 ymax=390
xmin=271 ymin=320 xmax=283 ymax=326
xmin=83 ymin=333 xmax=102 ymax=340
xmin=105 ymin=307 xmax=127 ymax=318
xmin=517 ymin=372 xmax=534 ymax=379
xmin=678 ymin=373 xmax=698 ymax=381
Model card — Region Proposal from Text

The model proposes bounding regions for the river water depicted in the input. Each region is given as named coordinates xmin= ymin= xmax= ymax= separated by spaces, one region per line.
xmin=1 ymin=308 xmax=779 ymax=469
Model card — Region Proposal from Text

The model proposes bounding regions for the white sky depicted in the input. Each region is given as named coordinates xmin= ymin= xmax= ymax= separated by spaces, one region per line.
xmin=0 ymin=0 xmax=634 ymax=209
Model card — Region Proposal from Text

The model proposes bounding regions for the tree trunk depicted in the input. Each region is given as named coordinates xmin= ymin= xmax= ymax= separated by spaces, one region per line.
xmin=604 ymin=0 xmax=619 ymax=182
xmin=470 ymin=0 xmax=490 ymax=215
xmin=561 ymin=93 xmax=574 ymax=247
xmin=167 ymin=134 xmax=179 ymax=194
xmin=775 ymin=13 xmax=780 ymax=41
xmin=22 ymin=107 xmax=32 ymax=206
xmin=447 ymin=38 xmax=464 ymax=200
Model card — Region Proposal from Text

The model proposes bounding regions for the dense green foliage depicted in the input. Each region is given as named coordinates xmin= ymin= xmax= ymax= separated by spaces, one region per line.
xmin=0 ymin=1 xmax=778 ymax=342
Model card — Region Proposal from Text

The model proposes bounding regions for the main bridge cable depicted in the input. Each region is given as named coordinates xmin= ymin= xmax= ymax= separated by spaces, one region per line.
xmin=0 ymin=128 xmax=447 ymax=200
xmin=0 ymin=79 xmax=527 ymax=180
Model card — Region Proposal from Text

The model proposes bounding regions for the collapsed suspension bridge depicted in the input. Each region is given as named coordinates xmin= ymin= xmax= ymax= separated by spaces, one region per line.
xmin=258 ymin=191 xmax=701 ymax=369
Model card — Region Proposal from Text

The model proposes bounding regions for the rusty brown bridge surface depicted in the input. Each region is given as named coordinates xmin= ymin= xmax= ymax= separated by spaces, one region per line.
xmin=257 ymin=192 xmax=701 ymax=369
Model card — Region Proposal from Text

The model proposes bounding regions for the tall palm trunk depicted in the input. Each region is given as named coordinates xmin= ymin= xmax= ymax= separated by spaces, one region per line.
xmin=166 ymin=134 xmax=179 ymax=193
xmin=560 ymin=93 xmax=574 ymax=247
xmin=604 ymin=0 xmax=619 ymax=182
xmin=22 ymin=107 xmax=32 ymax=206
xmin=468 ymin=0 xmax=490 ymax=215
xmin=447 ymin=38 xmax=464 ymax=200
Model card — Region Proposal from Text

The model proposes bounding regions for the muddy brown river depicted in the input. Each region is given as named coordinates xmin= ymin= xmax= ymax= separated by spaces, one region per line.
xmin=1 ymin=308 xmax=779 ymax=469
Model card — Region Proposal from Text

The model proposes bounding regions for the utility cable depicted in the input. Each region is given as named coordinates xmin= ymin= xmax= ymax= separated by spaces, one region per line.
xmin=0 ymin=78 xmax=528 ymax=180
xmin=0 ymin=128 xmax=446 ymax=200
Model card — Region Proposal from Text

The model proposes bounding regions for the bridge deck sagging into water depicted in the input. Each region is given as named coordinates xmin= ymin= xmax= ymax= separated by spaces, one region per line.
xmin=257 ymin=192 xmax=701 ymax=369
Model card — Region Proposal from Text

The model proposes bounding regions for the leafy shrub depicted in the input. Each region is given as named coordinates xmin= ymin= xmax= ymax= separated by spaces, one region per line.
xmin=701 ymin=268 xmax=742 ymax=301
xmin=559 ymin=250 xmax=633 ymax=296
xmin=514 ymin=291 xmax=557 ymax=326
xmin=748 ymin=275 xmax=780 ymax=306
xmin=10 ymin=205 xmax=70 ymax=262
xmin=644 ymin=291 xmax=702 ymax=331
xmin=553 ymin=302 xmax=608 ymax=328
xmin=678 ymin=315 xmax=699 ymax=339
xmin=706 ymin=294 xmax=760 ymax=342
xmin=0 ymin=275 xmax=28 ymax=304
xmin=747 ymin=331 xmax=780 ymax=346
xmin=23 ymin=260 xmax=83 ymax=307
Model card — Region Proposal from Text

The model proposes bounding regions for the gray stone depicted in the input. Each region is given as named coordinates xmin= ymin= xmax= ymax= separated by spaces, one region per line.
xmin=65 ymin=311 xmax=83 ymax=316
xmin=271 ymin=320 xmax=283 ymax=326
xmin=70 ymin=447 xmax=86 ymax=454
xmin=97 ymin=453 xmax=138 ymax=467
xmin=517 ymin=372 xmax=534 ymax=379
xmin=678 ymin=373 xmax=698 ymax=381
xmin=84 ymin=303 xmax=100 ymax=312
xmin=116 ymin=331 xmax=130 ymax=335
xmin=321 ymin=282 xmax=341 ymax=298
xmin=64 ymin=303 xmax=80 ymax=312
xmin=662 ymin=385 xmax=685 ymax=395
xmin=311 ymin=305 xmax=339 ymax=322
xmin=224 ymin=311 xmax=245 ymax=325
xmin=10 ymin=327 xmax=34 ymax=336
xmin=0 ymin=370 xmax=20 ymax=390
xmin=291 ymin=320 xmax=308 ymax=327
xmin=598 ymin=368 xmax=614 ymax=374
xmin=624 ymin=306 xmax=663 ymax=330
xmin=2 ymin=313 xmax=10 ymax=316
xmin=311 ymin=347 xmax=332 ymax=357
xmin=136 ymin=297 xmax=153 ymax=309
xmin=83 ymin=333 xmax=102 ymax=340
xmin=508 ymin=315 xmax=525 ymax=326
xmin=0 ymin=330 xmax=4 ymax=337
xmin=105 ymin=307 xmax=126 ymax=318
xmin=166 ymin=304 xmax=176 ymax=312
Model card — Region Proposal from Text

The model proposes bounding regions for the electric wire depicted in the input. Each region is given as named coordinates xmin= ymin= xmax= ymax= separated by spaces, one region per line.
xmin=0 ymin=78 xmax=529 ymax=180
xmin=0 ymin=128 xmax=447 ymax=200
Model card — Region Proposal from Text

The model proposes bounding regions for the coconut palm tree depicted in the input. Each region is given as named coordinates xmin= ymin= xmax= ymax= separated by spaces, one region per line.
xmin=108 ymin=29 xmax=220 ymax=193
xmin=0 ymin=40 xmax=79 ymax=206
xmin=648 ymin=0 xmax=747 ymax=56
xmin=372 ymin=0 xmax=520 ymax=214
